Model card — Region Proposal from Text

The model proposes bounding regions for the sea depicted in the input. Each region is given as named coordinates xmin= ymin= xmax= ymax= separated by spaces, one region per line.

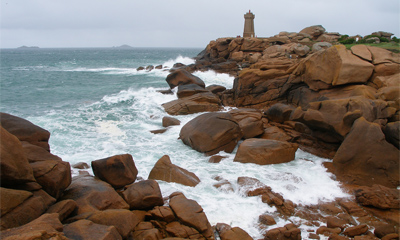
xmin=0 ymin=47 xmax=349 ymax=239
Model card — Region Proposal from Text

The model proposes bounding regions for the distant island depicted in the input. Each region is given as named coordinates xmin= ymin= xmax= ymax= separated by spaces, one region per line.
xmin=17 ymin=46 xmax=40 ymax=49
xmin=113 ymin=44 xmax=133 ymax=49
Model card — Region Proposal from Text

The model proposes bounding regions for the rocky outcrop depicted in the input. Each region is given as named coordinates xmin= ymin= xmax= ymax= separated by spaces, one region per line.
xmin=91 ymin=154 xmax=138 ymax=189
xmin=354 ymin=184 xmax=400 ymax=209
xmin=64 ymin=219 xmax=122 ymax=240
xmin=215 ymin=223 xmax=253 ymax=240
xmin=162 ymin=92 xmax=221 ymax=115
xmin=166 ymin=69 xmax=205 ymax=89
xmin=233 ymin=139 xmax=298 ymax=165
xmin=148 ymin=155 xmax=200 ymax=187
xmin=333 ymin=117 xmax=400 ymax=188
xmin=122 ymin=179 xmax=164 ymax=210
xmin=179 ymin=112 xmax=243 ymax=155
xmin=0 ymin=112 xmax=51 ymax=151
xmin=229 ymin=108 xmax=264 ymax=139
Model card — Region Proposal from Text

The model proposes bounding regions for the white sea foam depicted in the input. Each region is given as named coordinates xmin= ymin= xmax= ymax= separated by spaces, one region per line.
xmin=27 ymin=64 xmax=349 ymax=240
xmin=162 ymin=55 xmax=195 ymax=68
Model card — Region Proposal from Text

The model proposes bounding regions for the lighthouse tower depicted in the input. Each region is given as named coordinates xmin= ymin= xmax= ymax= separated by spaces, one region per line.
xmin=243 ymin=10 xmax=255 ymax=38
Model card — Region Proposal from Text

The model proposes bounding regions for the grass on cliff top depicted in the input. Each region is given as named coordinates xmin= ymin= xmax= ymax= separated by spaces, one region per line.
xmin=343 ymin=42 xmax=400 ymax=53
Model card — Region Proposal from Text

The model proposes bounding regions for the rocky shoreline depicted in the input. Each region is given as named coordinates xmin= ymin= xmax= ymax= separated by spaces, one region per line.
xmin=1 ymin=25 xmax=399 ymax=239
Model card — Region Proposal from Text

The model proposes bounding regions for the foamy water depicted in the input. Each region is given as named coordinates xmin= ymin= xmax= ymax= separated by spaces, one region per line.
xmin=7 ymin=52 xmax=349 ymax=239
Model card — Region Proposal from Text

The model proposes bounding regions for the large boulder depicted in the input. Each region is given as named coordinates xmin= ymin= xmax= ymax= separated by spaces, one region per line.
xmin=299 ymin=25 xmax=326 ymax=40
xmin=61 ymin=175 xmax=129 ymax=215
xmin=122 ymin=179 xmax=164 ymax=210
xmin=264 ymin=103 xmax=295 ymax=123
xmin=0 ymin=189 xmax=56 ymax=230
xmin=215 ymin=223 xmax=253 ymax=240
xmin=333 ymin=117 xmax=400 ymax=188
xmin=0 ymin=127 xmax=35 ymax=187
xmin=1 ymin=213 xmax=66 ymax=240
xmin=91 ymin=154 xmax=138 ymax=189
xmin=179 ymin=112 xmax=243 ymax=155
xmin=177 ymin=84 xmax=208 ymax=98
xmin=169 ymin=193 xmax=214 ymax=240
xmin=148 ymin=155 xmax=200 ymax=187
xmin=0 ymin=112 xmax=51 ymax=151
xmin=86 ymin=209 xmax=142 ymax=239
xmin=229 ymin=108 xmax=264 ymax=139
xmin=292 ymin=45 xmax=374 ymax=91
xmin=384 ymin=121 xmax=400 ymax=149
xmin=30 ymin=159 xmax=71 ymax=199
xmin=166 ymin=69 xmax=205 ymax=89
xmin=233 ymin=139 xmax=298 ymax=165
xmin=64 ymin=219 xmax=122 ymax=240
xmin=162 ymin=92 xmax=221 ymax=115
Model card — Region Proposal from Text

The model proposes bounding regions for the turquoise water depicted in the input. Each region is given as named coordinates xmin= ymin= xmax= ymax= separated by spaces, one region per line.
xmin=0 ymin=47 xmax=348 ymax=239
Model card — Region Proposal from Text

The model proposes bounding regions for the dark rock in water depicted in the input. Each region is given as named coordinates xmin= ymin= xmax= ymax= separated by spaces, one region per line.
xmin=177 ymin=83 xmax=208 ymax=98
xmin=146 ymin=65 xmax=154 ymax=71
xmin=179 ymin=112 xmax=243 ymax=155
xmin=150 ymin=128 xmax=168 ymax=134
xmin=157 ymin=89 xmax=174 ymax=95
xmin=1 ymin=112 xmax=51 ymax=151
xmin=64 ymin=219 xmax=122 ymax=240
xmin=72 ymin=162 xmax=90 ymax=169
xmin=215 ymin=223 xmax=253 ymax=240
xmin=173 ymin=62 xmax=186 ymax=69
xmin=0 ymin=127 xmax=36 ymax=187
xmin=162 ymin=116 xmax=181 ymax=127
xmin=333 ymin=117 xmax=400 ymax=188
xmin=136 ymin=66 xmax=145 ymax=71
xmin=122 ymin=179 xmax=164 ymax=210
xmin=148 ymin=155 xmax=200 ymax=187
xmin=91 ymin=154 xmax=138 ymax=189
xmin=155 ymin=64 xmax=163 ymax=69
xmin=208 ymin=155 xmax=227 ymax=163
xmin=234 ymin=139 xmax=298 ymax=165
xmin=166 ymin=69 xmax=205 ymax=89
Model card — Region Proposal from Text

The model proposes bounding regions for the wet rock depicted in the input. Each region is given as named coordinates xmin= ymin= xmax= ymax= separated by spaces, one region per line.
xmin=229 ymin=108 xmax=264 ymax=139
xmin=233 ymin=139 xmax=298 ymax=165
xmin=208 ymin=155 xmax=227 ymax=163
xmin=343 ymin=224 xmax=369 ymax=237
xmin=0 ymin=112 xmax=51 ymax=151
xmin=316 ymin=226 xmax=342 ymax=235
xmin=64 ymin=219 xmax=122 ymax=240
xmin=333 ymin=117 xmax=400 ymax=188
xmin=46 ymin=199 xmax=77 ymax=221
xmin=61 ymin=175 xmax=129 ymax=215
xmin=162 ymin=116 xmax=181 ymax=127
xmin=374 ymin=224 xmax=398 ymax=238
xmin=166 ymin=69 xmax=205 ymax=89
xmin=150 ymin=128 xmax=168 ymax=134
xmin=169 ymin=194 xmax=214 ymax=239
xmin=148 ymin=155 xmax=200 ymax=187
xmin=215 ymin=223 xmax=253 ymax=240
xmin=265 ymin=223 xmax=301 ymax=240
xmin=383 ymin=121 xmax=400 ymax=149
xmin=179 ymin=112 xmax=243 ymax=155
xmin=122 ymin=179 xmax=164 ymax=210
xmin=354 ymin=184 xmax=400 ymax=209
xmin=177 ymin=84 xmax=208 ymax=98
xmin=0 ymin=213 xmax=65 ymax=240
xmin=259 ymin=214 xmax=277 ymax=226
xmin=162 ymin=92 xmax=221 ymax=115
xmin=0 ymin=127 xmax=35 ymax=187
xmin=326 ymin=216 xmax=348 ymax=230
xmin=91 ymin=154 xmax=138 ymax=189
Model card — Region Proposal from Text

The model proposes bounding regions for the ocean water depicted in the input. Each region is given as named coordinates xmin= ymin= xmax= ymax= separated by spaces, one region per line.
xmin=0 ymin=47 xmax=349 ymax=239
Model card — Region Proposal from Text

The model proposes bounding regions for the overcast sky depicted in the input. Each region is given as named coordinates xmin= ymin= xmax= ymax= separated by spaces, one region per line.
xmin=1 ymin=0 xmax=399 ymax=48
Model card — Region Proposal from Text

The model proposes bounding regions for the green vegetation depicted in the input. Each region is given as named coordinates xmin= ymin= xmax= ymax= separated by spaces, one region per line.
xmin=342 ymin=42 xmax=400 ymax=53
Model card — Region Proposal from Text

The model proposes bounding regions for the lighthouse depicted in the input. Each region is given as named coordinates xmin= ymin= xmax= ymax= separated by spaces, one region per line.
xmin=243 ymin=10 xmax=255 ymax=38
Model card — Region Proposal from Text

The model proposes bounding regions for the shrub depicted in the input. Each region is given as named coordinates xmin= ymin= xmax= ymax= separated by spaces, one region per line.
xmin=392 ymin=37 xmax=400 ymax=43
xmin=338 ymin=35 xmax=349 ymax=42
xmin=339 ymin=38 xmax=355 ymax=44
